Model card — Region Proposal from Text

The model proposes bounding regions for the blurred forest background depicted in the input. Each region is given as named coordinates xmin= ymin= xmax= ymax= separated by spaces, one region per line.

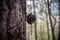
xmin=0 ymin=0 xmax=60 ymax=40
xmin=26 ymin=0 xmax=60 ymax=40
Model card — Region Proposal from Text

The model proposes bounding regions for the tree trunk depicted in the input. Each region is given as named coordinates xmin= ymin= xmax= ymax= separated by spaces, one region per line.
xmin=33 ymin=0 xmax=37 ymax=40
xmin=29 ymin=24 xmax=32 ymax=40
xmin=51 ymin=28 xmax=55 ymax=40
xmin=47 ymin=0 xmax=55 ymax=40
xmin=46 ymin=13 xmax=50 ymax=40
xmin=20 ymin=0 xmax=26 ymax=40
xmin=58 ymin=0 xmax=60 ymax=40
xmin=0 ymin=0 xmax=26 ymax=40
xmin=0 ymin=0 xmax=8 ymax=40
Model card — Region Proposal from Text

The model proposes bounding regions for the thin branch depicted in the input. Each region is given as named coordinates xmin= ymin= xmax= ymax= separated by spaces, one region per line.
xmin=51 ymin=14 xmax=56 ymax=28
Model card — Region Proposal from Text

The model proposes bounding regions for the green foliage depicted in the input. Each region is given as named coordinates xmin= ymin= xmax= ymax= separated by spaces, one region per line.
xmin=39 ymin=8 xmax=44 ymax=14
xmin=26 ymin=21 xmax=59 ymax=40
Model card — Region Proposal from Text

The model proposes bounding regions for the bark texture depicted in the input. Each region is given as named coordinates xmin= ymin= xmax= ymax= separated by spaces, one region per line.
xmin=0 ymin=0 xmax=26 ymax=40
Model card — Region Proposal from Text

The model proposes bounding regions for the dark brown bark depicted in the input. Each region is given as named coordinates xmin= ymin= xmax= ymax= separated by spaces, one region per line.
xmin=20 ymin=0 xmax=26 ymax=40
xmin=0 ymin=0 xmax=26 ymax=40
xmin=0 ymin=0 xmax=8 ymax=40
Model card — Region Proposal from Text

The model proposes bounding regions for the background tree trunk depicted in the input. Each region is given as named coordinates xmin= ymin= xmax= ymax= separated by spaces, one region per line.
xmin=46 ymin=13 xmax=50 ymax=40
xmin=58 ymin=0 xmax=60 ymax=40
xmin=32 ymin=0 xmax=37 ymax=40
xmin=47 ymin=0 xmax=55 ymax=40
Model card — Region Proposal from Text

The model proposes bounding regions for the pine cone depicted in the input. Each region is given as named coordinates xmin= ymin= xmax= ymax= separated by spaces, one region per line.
xmin=27 ymin=13 xmax=36 ymax=24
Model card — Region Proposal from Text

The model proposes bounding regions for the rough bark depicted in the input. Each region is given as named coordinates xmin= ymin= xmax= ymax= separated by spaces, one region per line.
xmin=0 ymin=0 xmax=8 ymax=40
xmin=0 ymin=0 xmax=26 ymax=40
xmin=20 ymin=0 xmax=26 ymax=40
